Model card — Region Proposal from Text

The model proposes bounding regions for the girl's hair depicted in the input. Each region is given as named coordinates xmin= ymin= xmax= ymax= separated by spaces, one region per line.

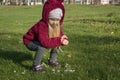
xmin=48 ymin=23 xmax=60 ymax=38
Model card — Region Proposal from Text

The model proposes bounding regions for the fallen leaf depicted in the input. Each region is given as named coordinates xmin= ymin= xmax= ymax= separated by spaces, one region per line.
xmin=67 ymin=54 xmax=72 ymax=58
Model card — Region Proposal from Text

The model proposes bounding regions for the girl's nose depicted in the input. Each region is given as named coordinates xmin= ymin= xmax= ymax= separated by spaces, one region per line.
xmin=53 ymin=21 xmax=57 ymax=25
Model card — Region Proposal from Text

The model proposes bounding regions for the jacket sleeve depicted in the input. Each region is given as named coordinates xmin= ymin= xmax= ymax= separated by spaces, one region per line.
xmin=23 ymin=27 xmax=34 ymax=45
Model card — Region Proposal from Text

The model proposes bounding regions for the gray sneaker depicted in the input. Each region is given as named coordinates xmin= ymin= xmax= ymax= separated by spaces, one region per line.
xmin=48 ymin=59 xmax=59 ymax=67
xmin=32 ymin=65 xmax=43 ymax=72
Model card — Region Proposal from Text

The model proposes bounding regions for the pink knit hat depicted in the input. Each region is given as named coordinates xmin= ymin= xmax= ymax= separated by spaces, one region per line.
xmin=48 ymin=8 xmax=63 ymax=20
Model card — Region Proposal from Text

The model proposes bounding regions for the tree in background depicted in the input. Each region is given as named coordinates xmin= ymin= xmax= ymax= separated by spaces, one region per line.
xmin=68 ymin=0 xmax=74 ymax=4
xmin=0 ymin=0 xmax=3 ymax=5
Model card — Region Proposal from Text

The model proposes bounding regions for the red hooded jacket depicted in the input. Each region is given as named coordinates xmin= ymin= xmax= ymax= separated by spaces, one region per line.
xmin=23 ymin=0 xmax=65 ymax=48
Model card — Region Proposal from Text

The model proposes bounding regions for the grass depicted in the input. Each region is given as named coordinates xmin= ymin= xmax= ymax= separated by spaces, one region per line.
xmin=0 ymin=4 xmax=120 ymax=80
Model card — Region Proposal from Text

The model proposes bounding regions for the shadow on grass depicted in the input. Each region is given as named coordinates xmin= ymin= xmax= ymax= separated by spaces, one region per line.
xmin=0 ymin=50 xmax=33 ymax=70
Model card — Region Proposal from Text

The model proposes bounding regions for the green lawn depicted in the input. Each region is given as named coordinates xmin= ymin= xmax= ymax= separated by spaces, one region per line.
xmin=0 ymin=5 xmax=120 ymax=80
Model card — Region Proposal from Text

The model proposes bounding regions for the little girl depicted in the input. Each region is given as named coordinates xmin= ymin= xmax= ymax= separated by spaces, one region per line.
xmin=23 ymin=0 xmax=68 ymax=72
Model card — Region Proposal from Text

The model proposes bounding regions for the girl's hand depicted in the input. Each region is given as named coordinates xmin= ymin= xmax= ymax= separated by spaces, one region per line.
xmin=62 ymin=39 xmax=69 ymax=45
xmin=61 ymin=35 xmax=68 ymax=42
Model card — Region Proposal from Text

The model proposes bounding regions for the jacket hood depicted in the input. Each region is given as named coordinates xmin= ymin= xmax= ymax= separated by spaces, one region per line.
xmin=41 ymin=0 xmax=65 ymax=25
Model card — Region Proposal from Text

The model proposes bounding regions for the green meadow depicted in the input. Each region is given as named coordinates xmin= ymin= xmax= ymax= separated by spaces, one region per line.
xmin=0 ymin=5 xmax=120 ymax=80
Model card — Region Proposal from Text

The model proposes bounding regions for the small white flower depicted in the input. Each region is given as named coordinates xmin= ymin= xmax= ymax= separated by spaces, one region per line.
xmin=21 ymin=70 xmax=26 ymax=74
xmin=69 ymin=70 xmax=75 ymax=73
xmin=14 ymin=70 xmax=16 ymax=73
xmin=64 ymin=69 xmax=68 ymax=72
xmin=52 ymin=69 xmax=55 ymax=73
xmin=44 ymin=54 xmax=46 ymax=57
xmin=57 ymin=70 xmax=60 ymax=73
xmin=52 ymin=69 xmax=55 ymax=72
xmin=8 ymin=36 xmax=11 ymax=38
xmin=111 ymin=32 xmax=114 ymax=34
xmin=65 ymin=63 xmax=69 ymax=68
xmin=64 ymin=69 xmax=75 ymax=73
xmin=1 ymin=48 xmax=4 ymax=50
xmin=7 ymin=78 xmax=9 ymax=80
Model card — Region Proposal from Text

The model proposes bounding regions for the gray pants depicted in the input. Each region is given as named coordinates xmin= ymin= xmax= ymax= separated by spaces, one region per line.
xmin=26 ymin=41 xmax=59 ymax=66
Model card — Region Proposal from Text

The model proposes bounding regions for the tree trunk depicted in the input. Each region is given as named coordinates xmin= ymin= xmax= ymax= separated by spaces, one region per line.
xmin=68 ymin=0 xmax=74 ymax=4
xmin=93 ymin=0 xmax=101 ymax=4
xmin=33 ymin=0 xmax=37 ymax=5
xmin=27 ymin=0 xmax=31 ymax=6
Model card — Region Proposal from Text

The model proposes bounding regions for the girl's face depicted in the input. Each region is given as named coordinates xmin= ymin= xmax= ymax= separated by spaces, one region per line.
xmin=48 ymin=18 xmax=60 ymax=27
